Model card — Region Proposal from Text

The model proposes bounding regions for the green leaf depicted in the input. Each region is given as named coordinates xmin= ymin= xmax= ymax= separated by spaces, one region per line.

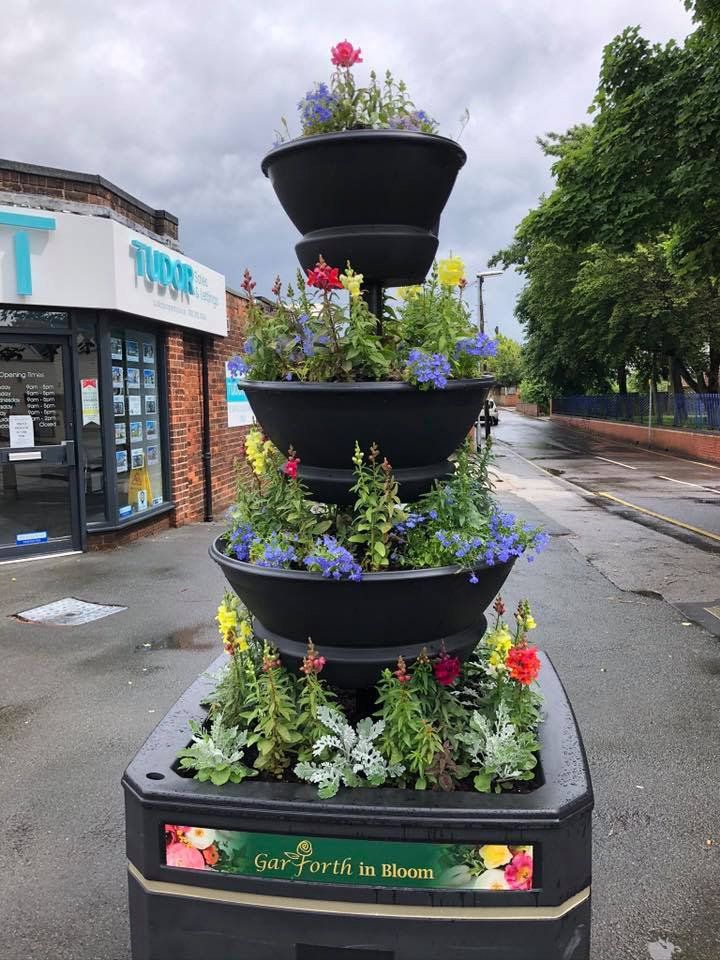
xmin=473 ymin=771 xmax=493 ymax=793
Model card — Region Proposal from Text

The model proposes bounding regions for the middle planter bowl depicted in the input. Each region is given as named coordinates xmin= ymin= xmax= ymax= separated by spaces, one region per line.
xmin=243 ymin=377 xmax=494 ymax=503
xmin=210 ymin=536 xmax=515 ymax=688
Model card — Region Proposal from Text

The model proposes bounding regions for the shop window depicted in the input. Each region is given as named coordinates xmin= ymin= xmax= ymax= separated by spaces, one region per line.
xmin=111 ymin=328 xmax=165 ymax=521
xmin=0 ymin=308 xmax=69 ymax=329
xmin=77 ymin=322 xmax=106 ymax=522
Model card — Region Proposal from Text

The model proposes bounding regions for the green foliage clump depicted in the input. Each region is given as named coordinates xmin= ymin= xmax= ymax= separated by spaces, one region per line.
xmin=177 ymin=715 xmax=257 ymax=786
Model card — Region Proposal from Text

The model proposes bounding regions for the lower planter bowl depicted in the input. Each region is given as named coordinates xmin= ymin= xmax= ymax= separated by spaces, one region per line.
xmin=123 ymin=651 xmax=593 ymax=960
xmin=242 ymin=378 xmax=494 ymax=504
xmin=210 ymin=537 xmax=515 ymax=686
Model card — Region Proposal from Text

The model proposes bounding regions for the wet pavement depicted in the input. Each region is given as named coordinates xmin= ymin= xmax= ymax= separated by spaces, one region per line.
xmin=493 ymin=410 xmax=720 ymax=542
xmin=1 ymin=497 xmax=719 ymax=958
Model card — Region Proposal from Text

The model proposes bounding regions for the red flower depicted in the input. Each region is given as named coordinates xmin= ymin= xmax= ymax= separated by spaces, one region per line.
xmin=394 ymin=655 xmax=410 ymax=683
xmin=331 ymin=40 xmax=362 ymax=68
xmin=307 ymin=257 xmax=343 ymax=291
xmin=433 ymin=654 xmax=461 ymax=687
xmin=493 ymin=596 xmax=506 ymax=616
xmin=241 ymin=268 xmax=256 ymax=295
xmin=506 ymin=646 xmax=541 ymax=686
xmin=283 ymin=457 xmax=300 ymax=479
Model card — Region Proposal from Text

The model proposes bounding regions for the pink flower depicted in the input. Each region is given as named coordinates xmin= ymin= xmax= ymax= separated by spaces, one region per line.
xmin=283 ymin=457 xmax=300 ymax=479
xmin=504 ymin=852 xmax=533 ymax=891
xmin=331 ymin=40 xmax=362 ymax=68
xmin=166 ymin=842 xmax=206 ymax=870
xmin=433 ymin=654 xmax=461 ymax=687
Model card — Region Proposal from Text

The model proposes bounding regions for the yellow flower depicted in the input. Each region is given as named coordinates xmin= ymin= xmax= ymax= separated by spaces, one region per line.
xmin=340 ymin=268 xmax=363 ymax=299
xmin=245 ymin=428 xmax=274 ymax=477
xmin=524 ymin=614 xmax=537 ymax=631
xmin=437 ymin=255 xmax=466 ymax=287
xmin=488 ymin=649 xmax=507 ymax=671
xmin=479 ymin=845 xmax=513 ymax=870
xmin=216 ymin=604 xmax=238 ymax=640
xmin=487 ymin=626 xmax=513 ymax=659
xmin=397 ymin=285 xmax=423 ymax=301
xmin=237 ymin=619 xmax=253 ymax=652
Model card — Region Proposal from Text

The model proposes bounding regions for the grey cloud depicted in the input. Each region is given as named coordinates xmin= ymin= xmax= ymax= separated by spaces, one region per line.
xmin=0 ymin=0 xmax=694 ymax=338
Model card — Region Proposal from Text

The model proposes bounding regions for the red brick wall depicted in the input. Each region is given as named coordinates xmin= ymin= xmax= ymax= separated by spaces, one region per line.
xmin=163 ymin=290 xmax=251 ymax=527
xmin=0 ymin=160 xmax=178 ymax=239
xmin=517 ymin=402 xmax=542 ymax=417
xmin=205 ymin=292 xmax=252 ymax=517
xmin=87 ymin=512 xmax=173 ymax=550
xmin=552 ymin=414 xmax=720 ymax=465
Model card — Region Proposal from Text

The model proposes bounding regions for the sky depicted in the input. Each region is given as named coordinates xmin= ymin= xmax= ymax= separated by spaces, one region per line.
xmin=0 ymin=1 xmax=694 ymax=340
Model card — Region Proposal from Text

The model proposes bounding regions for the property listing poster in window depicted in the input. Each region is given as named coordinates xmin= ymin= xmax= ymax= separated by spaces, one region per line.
xmin=112 ymin=329 xmax=165 ymax=519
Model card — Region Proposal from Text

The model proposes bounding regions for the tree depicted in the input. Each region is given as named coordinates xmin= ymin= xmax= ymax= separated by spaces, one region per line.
xmin=491 ymin=4 xmax=720 ymax=396
xmin=485 ymin=334 xmax=523 ymax=386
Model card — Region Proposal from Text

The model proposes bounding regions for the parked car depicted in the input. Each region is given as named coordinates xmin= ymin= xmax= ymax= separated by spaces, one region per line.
xmin=479 ymin=397 xmax=499 ymax=426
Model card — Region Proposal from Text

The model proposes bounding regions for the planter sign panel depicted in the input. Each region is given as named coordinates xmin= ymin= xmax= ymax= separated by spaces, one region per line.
xmin=164 ymin=825 xmax=534 ymax=891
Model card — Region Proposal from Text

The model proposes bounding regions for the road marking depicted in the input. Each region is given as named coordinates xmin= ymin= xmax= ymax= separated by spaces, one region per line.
xmin=656 ymin=475 xmax=720 ymax=495
xmin=595 ymin=456 xmax=638 ymax=470
xmin=596 ymin=491 xmax=720 ymax=543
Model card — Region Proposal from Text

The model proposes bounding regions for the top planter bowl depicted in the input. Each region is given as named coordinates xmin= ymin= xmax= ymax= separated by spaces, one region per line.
xmin=243 ymin=376 xmax=494 ymax=504
xmin=261 ymin=130 xmax=467 ymax=286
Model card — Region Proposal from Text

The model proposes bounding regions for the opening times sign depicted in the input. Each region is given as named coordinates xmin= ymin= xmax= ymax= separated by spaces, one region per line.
xmin=164 ymin=825 xmax=535 ymax=892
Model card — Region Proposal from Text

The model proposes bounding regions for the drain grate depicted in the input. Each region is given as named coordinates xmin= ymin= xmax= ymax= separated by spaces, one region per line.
xmin=13 ymin=597 xmax=126 ymax=625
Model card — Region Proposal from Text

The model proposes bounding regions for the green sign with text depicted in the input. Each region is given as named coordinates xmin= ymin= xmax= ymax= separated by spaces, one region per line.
xmin=164 ymin=824 xmax=535 ymax=892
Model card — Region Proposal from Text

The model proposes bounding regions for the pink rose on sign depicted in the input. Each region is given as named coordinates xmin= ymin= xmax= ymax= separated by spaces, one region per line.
xmin=504 ymin=852 xmax=533 ymax=891
xmin=166 ymin=842 xmax=206 ymax=870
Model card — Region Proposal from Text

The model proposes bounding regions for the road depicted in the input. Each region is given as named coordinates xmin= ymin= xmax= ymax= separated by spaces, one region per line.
xmin=491 ymin=410 xmax=720 ymax=635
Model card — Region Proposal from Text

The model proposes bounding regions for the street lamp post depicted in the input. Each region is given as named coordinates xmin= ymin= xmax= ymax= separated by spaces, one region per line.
xmin=475 ymin=270 xmax=503 ymax=444
xmin=476 ymin=270 xmax=503 ymax=334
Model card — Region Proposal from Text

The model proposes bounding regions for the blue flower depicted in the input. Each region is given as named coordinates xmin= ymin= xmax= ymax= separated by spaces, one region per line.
xmin=303 ymin=535 xmax=362 ymax=581
xmin=227 ymin=355 xmax=248 ymax=378
xmin=254 ymin=535 xmax=297 ymax=569
xmin=229 ymin=522 xmax=256 ymax=562
xmin=243 ymin=338 xmax=255 ymax=355
xmin=405 ymin=349 xmax=451 ymax=389
xmin=299 ymin=83 xmax=338 ymax=130
xmin=455 ymin=332 xmax=498 ymax=358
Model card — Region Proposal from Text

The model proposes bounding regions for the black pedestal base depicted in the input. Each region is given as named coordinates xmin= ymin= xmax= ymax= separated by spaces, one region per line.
xmin=123 ymin=652 xmax=593 ymax=960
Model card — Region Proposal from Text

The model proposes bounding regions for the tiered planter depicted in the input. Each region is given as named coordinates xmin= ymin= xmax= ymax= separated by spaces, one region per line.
xmin=261 ymin=130 xmax=467 ymax=286
xmin=211 ymin=538 xmax=514 ymax=686
xmin=124 ymin=124 xmax=593 ymax=959
xmin=242 ymin=377 xmax=494 ymax=503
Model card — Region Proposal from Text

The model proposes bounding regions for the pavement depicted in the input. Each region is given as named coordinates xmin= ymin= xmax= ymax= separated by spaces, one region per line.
xmin=1 ymin=449 xmax=719 ymax=959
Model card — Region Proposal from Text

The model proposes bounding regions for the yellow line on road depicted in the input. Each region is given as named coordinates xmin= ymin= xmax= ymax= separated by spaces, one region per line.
xmin=596 ymin=491 xmax=720 ymax=543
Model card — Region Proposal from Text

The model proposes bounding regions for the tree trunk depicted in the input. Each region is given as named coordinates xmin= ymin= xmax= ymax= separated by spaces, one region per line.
xmin=670 ymin=356 xmax=688 ymax=426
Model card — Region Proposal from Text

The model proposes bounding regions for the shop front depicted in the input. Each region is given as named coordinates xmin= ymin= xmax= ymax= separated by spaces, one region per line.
xmin=0 ymin=176 xmax=234 ymax=561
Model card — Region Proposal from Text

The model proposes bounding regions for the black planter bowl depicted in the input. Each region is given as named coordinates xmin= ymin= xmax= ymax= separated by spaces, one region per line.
xmin=261 ymin=130 xmax=467 ymax=285
xmin=243 ymin=377 xmax=494 ymax=503
xmin=210 ymin=536 xmax=515 ymax=687
xmin=123 ymin=652 xmax=593 ymax=960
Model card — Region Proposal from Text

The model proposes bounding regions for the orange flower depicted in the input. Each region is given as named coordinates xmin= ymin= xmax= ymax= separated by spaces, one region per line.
xmin=202 ymin=844 xmax=220 ymax=866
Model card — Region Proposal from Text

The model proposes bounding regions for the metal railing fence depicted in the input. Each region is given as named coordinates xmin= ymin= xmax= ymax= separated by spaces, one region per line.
xmin=553 ymin=392 xmax=720 ymax=430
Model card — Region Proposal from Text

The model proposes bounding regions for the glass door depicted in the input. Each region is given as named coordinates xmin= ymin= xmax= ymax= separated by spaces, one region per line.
xmin=0 ymin=336 xmax=80 ymax=559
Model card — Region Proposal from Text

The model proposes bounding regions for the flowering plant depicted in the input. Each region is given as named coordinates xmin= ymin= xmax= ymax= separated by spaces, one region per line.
xmin=274 ymin=39 xmax=439 ymax=144
xmin=178 ymin=593 xmax=543 ymax=796
xmin=229 ymin=256 xmax=496 ymax=388
xmin=224 ymin=435 xmax=546 ymax=583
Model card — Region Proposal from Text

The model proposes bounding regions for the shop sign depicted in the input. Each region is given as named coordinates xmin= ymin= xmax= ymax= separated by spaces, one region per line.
xmin=226 ymin=362 xmax=253 ymax=427
xmin=163 ymin=825 xmax=535 ymax=892
xmin=0 ymin=204 xmax=228 ymax=337
xmin=9 ymin=414 xmax=34 ymax=448
xmin=16 ymin=531 xmax=48 ymax=546
xmin=81 ymin=378 xmax=100 ymax=426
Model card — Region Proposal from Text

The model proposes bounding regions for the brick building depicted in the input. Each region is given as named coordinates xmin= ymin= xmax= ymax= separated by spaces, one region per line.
xmin=0 ymin=159 xmax=252 ymax=561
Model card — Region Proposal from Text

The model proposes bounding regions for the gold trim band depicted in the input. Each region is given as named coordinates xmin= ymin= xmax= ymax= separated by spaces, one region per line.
xmin=128 ymin=862 xmax=590 ymax=921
